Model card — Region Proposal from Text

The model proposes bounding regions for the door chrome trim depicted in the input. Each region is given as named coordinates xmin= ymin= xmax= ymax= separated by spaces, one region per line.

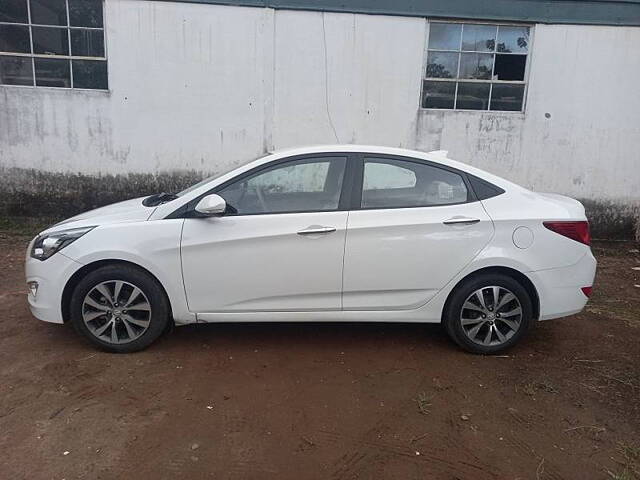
xmin=443 ymin=217 xmax=480 ymax=225
xmin=297 ymin=226 xmax=337 ymax=235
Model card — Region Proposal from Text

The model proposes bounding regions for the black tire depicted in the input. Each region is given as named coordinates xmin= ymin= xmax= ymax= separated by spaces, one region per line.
xmin=443 ymin=273 xmax=534 ymax=354
xmin=69 ymin=264 xmax=171 ymax=353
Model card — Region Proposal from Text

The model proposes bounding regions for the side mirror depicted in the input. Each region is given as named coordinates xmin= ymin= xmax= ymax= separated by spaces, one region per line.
xmin=194 ymin=194 xmax=226 ymax=216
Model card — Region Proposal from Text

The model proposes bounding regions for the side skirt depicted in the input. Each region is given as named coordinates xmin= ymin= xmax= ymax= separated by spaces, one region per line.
xmin=195 ymin=310 xmax=442 ymax=324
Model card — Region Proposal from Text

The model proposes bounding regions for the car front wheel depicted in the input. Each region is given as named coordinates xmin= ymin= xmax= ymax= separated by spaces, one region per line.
xmin=69 ymin=265 xmax=170 ymax=353
xmin=444 ymin=273 xmax=534 ymax=354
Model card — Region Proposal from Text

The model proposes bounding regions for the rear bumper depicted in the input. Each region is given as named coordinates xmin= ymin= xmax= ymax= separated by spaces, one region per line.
xmin=25 ymin=248 xmax=83 ymax=324
xmin=527 ymin=250 xmax=597 ymax=320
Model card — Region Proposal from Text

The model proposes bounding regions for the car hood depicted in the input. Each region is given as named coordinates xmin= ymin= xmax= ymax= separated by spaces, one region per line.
xmin=42 ymin=197 xmax=156 ymax=234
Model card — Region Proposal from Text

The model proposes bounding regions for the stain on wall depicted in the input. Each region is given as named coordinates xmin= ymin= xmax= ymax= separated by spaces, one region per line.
xmin=579 ymin=198 xmax=640 ymax=240
xmin=1 ymin=167 xmax=637 ymax=239
xmin=0 ymin=168 xmax=205 ymax=218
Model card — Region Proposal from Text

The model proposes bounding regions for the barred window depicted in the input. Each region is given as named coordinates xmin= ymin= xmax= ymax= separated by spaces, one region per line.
xmin=0 ymin=0 xmax=107 ymax=90
xmin=421 ymin=22 xmax=530 ymax=112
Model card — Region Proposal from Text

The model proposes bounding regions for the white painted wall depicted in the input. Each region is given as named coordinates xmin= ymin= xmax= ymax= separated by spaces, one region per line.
xmin=416 ymin=24 xmax=640 ymax=201
xmin=1 ymin=0 xmax=639 ymax=202
xmin=1 ymin=1 xmax=274 ymax=174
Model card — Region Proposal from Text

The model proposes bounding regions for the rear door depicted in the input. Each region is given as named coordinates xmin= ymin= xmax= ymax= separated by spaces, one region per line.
xmin=342 ymin=155 xmax=494 ymax=310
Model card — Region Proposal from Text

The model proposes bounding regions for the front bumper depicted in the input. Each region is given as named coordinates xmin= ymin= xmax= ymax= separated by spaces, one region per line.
xmin=528 ymin=250 xmax=597 ymax=320
xmin=25 ymin=247 xmax=83 ymax=324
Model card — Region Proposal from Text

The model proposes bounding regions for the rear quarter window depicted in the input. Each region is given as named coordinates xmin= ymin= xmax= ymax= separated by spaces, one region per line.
xmin=468 ymin=174 xmax=505 ymax=200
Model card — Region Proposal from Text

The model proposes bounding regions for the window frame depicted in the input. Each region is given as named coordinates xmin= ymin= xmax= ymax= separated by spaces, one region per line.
xmin=0 ymin=0 xmax=108 ymax=91
xmin=350 ymin=153 xmax=479 ymax=211
xmin=175 ymin=153 xmax=357 ymax=218
xmin=420 ymin=19 xmax=534 ymax=113
xmin=168 ymin=152 xmax=505 ymax=219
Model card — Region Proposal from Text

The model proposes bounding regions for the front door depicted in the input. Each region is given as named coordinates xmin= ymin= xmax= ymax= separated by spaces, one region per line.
xmin=181 ymin=155 xmax=349 ymax=312
xmin=342 ymin=155 xmax=494 ymax=310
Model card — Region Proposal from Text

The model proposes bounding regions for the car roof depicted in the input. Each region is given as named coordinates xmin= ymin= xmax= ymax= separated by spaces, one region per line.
xmin=263 ymin=144 xmax=522 ymax=192
xmin=153 ymin=144 xmax=525 ymax=218
xmin=267 ymin=144 xmax=444 ymax=160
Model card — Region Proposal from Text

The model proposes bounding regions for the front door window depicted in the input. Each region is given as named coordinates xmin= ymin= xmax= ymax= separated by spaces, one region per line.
xmin=218 ymin=157 xmax=347 ymax=215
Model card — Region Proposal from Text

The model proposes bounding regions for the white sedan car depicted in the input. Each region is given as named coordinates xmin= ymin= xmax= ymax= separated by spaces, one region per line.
xmin=25 ymin=145 xmax=596 ymax=354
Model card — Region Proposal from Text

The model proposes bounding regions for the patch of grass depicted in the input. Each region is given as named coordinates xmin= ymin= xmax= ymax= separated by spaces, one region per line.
xmin=619 ymin=442 xmax=640 ymax=462
xmin=538 ymin=380 xmax=559 ymax=394
xmin=608 ymin=441 xmax=640 ymax=480
xmin=415 ymin=392 xmax=432 ymax=415
xmin=607 ymin=470 xmax=634 ymax=480
xmin=521 ymin=382 xmax=537 ymax=396
xmin=520 ymin=380 xmax=558 ymax=396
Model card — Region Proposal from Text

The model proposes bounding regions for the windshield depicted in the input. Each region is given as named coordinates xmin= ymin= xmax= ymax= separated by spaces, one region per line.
xmin=176 ymin=175 xmax=216 ymax=197
xmin=176 ymin=161 xmax=254 ymax=197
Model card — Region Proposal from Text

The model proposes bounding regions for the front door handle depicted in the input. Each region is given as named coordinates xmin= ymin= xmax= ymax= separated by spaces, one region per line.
xmin=297 ymin=226 xmax=337 ymax=235
xmin=443 ymin=217 xmax=480 ymax=226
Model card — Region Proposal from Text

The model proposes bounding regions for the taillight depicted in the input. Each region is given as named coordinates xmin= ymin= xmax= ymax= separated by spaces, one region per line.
xmin=543 ymin=221 xmax=591 ymax=246
xmin=581 ymin=286 xmax=593 ymax=297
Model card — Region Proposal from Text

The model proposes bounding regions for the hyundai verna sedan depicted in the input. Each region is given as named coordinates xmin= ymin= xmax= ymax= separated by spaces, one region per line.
xmin=25 ymin=145 xmax=596 ymax=354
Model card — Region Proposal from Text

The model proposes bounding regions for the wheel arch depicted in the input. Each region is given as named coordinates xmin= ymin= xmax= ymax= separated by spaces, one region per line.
xmin=442 ymin=266 xmax=540 ymax=322
xmin=61 ymin=259 xmax=174 ymax=325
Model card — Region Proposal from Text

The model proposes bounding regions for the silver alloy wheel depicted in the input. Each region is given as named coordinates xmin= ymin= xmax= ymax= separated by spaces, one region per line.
xmin=460 ymin=286 xmax=523 ymax=347
xmin=82 ymin=280 xmax=152 ymax=344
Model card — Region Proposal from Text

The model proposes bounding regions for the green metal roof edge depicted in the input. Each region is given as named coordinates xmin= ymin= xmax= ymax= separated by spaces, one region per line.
xmin=149 ymin=0 xmax=640 ymax=26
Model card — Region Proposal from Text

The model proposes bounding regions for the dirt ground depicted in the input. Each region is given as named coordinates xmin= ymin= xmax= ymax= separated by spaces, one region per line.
xmin=1 ymin=230 xmax=639 ymax=480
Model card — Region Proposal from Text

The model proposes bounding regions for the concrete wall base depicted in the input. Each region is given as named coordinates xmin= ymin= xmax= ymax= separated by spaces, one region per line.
xmin=1 ymin=167 xmax=637 ymax=240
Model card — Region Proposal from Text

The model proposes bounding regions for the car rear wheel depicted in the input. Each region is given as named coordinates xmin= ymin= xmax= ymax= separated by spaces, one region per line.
xmin=444 ymin=273 xmax=534 ymax=354
xmin=69 ymin=265 xmax=170 ymax=353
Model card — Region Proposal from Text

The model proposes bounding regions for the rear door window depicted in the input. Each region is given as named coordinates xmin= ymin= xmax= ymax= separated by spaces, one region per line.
xmin=361 ymin=157 xmax=469 ymax=209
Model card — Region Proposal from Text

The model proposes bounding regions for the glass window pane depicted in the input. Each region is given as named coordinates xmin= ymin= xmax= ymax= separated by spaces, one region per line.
xmin=459 ymin=53 xmax=493 ymax=80
xmin=69 ymin=0 xmax=103 ymax=28
xmin=462 ymin=24 xmax=496 ymax=52
xmin=496 ymin=26 xmax=530 ymax=53
xmin=490 ymin=83 xmax=525 ymax=111
xmin=494 ymin=54 xmax=526 ymax=81
xmin=72 ymin=59 xmax=107 ymax=89
xmin=34 ymin=57 xmax=70 ymax=87
xmin=456 ymin=82 xmax=490 ymax=110
xmin=428 ymin=23 xmax=461 ymax=50
xmin=0 ymin=24 xmax=30 ymax=53
xmin=30 ymin=0 xmax=67 ymax=26
xmin=71 ymin=29 xmax=104 ymax=57
xmin=362 ymin=158 xmax=468 ymax=209
xmin=0 ymin=0 xmax=28 ymax=23
xmin=32 ymin=26 xmax=69 ymax=55
xmin=426 ymin=51 xmax=458 ymax=79
xmin=364 ymin=163 xmax=416 ymax=190
xmin=248 ymin=162 xmax=331 ymax=193
xmin=422 ymin=80 xmax=455 ymax=109
xmin=218 ymin=157 xmax=346 ymax=215
xmin=0 ymin=55 xmax=33 ymax=85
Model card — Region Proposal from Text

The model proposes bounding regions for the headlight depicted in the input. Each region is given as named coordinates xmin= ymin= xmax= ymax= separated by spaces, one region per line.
xmin=30 ymin=226 xmax=96 ymax=261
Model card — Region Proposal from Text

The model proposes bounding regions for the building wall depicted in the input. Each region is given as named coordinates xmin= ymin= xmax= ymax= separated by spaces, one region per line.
xmin=1 ymin=0 xmax=639 ymax=237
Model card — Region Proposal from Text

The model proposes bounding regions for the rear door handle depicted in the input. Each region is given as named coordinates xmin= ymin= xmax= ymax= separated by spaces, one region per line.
xmin=297 ymin=226 xmax=337 ymax=235
xmin=443 ymin=217 xmax=480 ymax=226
